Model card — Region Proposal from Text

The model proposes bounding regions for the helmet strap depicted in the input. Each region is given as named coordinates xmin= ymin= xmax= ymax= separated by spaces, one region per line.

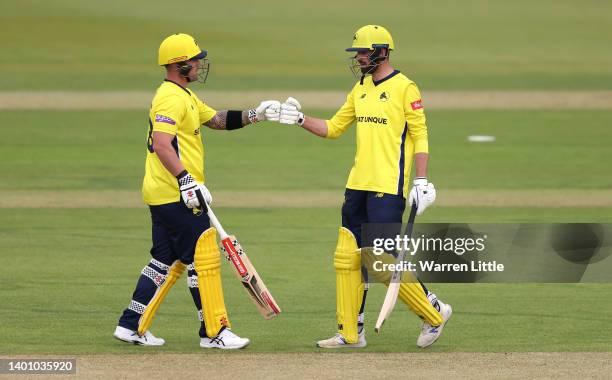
xmin=367 ymin=48 xmax=387 ymax=72
xmin=178 ymin=62 xmax=194 ymax=81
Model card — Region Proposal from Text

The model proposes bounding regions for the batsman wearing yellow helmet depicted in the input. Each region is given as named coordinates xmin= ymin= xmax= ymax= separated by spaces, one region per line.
xmin=279 ymin=25 xmax=452 ymax=348
xmin=114 ymin=33 xmax=281 ymax=349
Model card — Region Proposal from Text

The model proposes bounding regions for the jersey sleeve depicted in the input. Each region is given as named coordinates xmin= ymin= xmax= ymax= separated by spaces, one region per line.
xmin=151 ymin=94 xmax=185 ymax=135
xmin=325 ymin=89 xmax=356 ymax=139
xmin=196 ymin=97 xmax=217 ymax=124
xmin=404 ymin=82 xmax=429 ymax=153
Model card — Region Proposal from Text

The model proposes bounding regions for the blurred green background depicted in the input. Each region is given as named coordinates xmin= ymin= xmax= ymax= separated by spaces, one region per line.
xmin=1 ymin=0 xmax=612 ymax=90
xmin=1 ymin=109 xmax=611 ymax=193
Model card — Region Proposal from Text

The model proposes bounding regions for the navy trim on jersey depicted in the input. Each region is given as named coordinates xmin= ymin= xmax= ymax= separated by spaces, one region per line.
xmin=147 ymin=118 xmax=155 ymax=153
xmin=373 ymin=70 xmax=400 ymax=86
xmin=171 ymin=135 xmax=179 ymax=156
xmin=396 ymin=123 xmax=408 ymax=197
xmin=164 ymin=79 xmax=191 ymax=95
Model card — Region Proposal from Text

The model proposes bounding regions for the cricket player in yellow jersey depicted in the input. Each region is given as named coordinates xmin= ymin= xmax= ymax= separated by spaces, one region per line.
xmin=279 ymin=25 xmax=452 ymax=348
xmin=114 ymin=33 xmax=281 ymax=349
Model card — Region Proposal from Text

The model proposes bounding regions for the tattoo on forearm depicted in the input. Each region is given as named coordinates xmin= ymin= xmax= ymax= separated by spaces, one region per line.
xmin=206 ymin=110 xmax=252 ymax=130
xmin=205 ymin=110 xmax=228 ymax=130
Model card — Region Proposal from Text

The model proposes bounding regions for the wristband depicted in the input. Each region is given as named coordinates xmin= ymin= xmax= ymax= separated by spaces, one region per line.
xmin=177 ymin=170 xmax=194 ymax=187
xmin=176 ymin=170 xmax=188 ymax=180
xmin=227 ymin=110 xmax=245 ymax=130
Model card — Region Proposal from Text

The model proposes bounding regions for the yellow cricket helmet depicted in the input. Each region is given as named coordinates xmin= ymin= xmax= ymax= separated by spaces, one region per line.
xmin=158 ymin=33 xmax=207 ymax=66
xmin=346 ymin=25 xmax=395 ymax=52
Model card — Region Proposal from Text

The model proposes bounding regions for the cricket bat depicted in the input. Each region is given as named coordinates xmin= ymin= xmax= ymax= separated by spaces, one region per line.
xmin=206 ymin=205 xmax=281 ymax=319
xmin=374 ymin=203 xmax=418 ymax=333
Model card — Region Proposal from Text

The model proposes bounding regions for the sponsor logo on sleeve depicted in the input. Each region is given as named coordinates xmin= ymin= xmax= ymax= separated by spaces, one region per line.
xmin=411 ymin=100 xmax=423 ymax=110
xmin=155 ymin=114 xmax=176 ymax=125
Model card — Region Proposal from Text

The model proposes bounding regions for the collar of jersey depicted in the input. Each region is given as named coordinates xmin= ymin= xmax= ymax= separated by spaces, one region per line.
xmin=163 ymin=79 xmax=191 ymax=95
xmin=371 ymin=70 xmax=400 ymax=86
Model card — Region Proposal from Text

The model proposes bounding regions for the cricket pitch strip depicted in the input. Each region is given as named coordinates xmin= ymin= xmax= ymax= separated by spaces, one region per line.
xmin=4 ymin=352 xmax=609 ymax=379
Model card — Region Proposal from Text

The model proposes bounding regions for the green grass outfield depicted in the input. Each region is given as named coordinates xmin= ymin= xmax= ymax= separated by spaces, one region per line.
xmin=0 ymin=108 xmax=611 ymax=354
xmin=1 ymin=0 xmax=612 ymax=90
xmin=2 ymin=109 xmax=611 ymax=192
xmin=1 ymin=208 xmax=612 ymax=354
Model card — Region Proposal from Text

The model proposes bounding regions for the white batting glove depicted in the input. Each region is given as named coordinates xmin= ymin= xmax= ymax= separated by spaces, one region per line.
xmin=279 ymin=97 xmax=305 ymax=126
xmin=408 ymin=177 xmax=436 ymax=215
xmin=248 ymin=100 xmax=281 ymax=123
xmin=177 ymin=171 xmax=213 ymax=210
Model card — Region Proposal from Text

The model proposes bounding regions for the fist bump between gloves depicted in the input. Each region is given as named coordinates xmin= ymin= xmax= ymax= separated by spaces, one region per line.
xmin=279 ymin=97 xmax=304 ymax=126
xmin=249 ymin=100 xmax=281 ymax=123
xmin=253 ymin=97 xmax=303 ymax=125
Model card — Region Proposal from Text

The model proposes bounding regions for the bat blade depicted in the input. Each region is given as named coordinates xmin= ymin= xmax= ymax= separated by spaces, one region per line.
xmin=220 ymin=235 xmax=281 ymax=319
xmin=374 ymin=247 xmax=405 ymax=332
xmin=374 ymin=203 xmax=418 ymax=333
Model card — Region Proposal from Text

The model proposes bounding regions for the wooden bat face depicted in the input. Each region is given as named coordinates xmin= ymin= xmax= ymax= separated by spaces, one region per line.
xmin=220 ymin=235 xmax=281 ymax=319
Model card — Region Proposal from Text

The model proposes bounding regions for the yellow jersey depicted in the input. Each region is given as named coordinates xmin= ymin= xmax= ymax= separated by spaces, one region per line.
xmin=142 ymin=80 xmax=217 ymax=205
xmin=325 ymin=71 xmax=428 ymax=197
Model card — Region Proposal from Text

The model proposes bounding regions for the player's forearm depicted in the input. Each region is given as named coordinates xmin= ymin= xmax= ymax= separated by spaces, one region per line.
xmin=152 ymin=133 xmax=184 ymax=176
xmin=241 ymin=110 xmax=253 ymax=126
xmin=301 ymin=116 xmax=328 ymax=138
xmin=203 ymin=111 xmax=233 ymax=130
xmin=205 ymin=111 xmax=227 ymax=130
xmin=414 ymin=152 xmax=428 ymax=178
xmin=155 ymin=144 xmax=185 ymax=176
xmin=205 ymin=110 xmax=254 ymax=130
xmin=206 ymin=103 xmax=281 ymax=130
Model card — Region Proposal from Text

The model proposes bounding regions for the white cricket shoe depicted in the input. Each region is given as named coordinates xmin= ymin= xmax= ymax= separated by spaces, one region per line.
xmin=416 ymin=300 xmax=452 ymax=348
xmin=113 ymin=326 xmax=165 ymax=346
xmin=316 ymin=331 xmax=366 ymax=349
xmin=200 ymin=328 xmax=250 ymax=350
